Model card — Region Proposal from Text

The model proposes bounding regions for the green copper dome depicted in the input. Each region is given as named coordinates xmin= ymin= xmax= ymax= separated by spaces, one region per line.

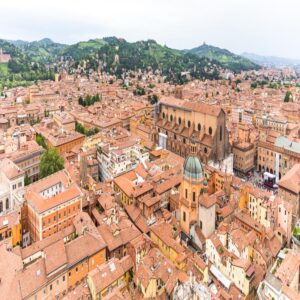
xmin=183 ymin=155 xmax=204 ymax=180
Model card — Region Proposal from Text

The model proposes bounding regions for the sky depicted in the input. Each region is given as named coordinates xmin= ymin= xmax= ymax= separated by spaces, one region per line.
xmin=1 ymin=0 xmax=299 ymax=59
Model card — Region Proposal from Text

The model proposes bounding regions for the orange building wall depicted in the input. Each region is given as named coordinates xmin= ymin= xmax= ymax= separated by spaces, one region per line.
xmin=42 ymin=200 xmax=81 ymax=240
xmin=67 ymin=248 xmax=106 ymax=290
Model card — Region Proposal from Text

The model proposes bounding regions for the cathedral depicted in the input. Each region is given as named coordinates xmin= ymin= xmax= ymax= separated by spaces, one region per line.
xmin=153 ymin=97 xmax=231 ymax=164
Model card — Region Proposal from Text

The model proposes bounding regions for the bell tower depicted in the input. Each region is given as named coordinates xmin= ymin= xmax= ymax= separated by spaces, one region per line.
xmin=179 ymin=138 xmax=204 ymax=235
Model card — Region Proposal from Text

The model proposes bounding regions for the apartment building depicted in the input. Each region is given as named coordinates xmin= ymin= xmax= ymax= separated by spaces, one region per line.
xmin=0 ymin=158 xmax=24 ymax=214
xmin=97 ymin=137 xmax=149 ymax=181
xmin=24 ymin=169 xmax=83 ymax=242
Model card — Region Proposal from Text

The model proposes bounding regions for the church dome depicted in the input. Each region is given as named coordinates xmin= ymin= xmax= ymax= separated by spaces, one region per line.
xmin=183 ymin=155 xmax=204 ymax=180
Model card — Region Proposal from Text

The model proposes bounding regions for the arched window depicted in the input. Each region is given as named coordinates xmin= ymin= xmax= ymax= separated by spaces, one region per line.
xmin=178 ymin=117 xmax=182 ymax=125
xmin=0 ymin=201 xmax=3 ymax=213
xmin=162 ymin=112 xmax=165 ymax=119
xmin=193 ymin=192 xmax=196 ymax=202
xmin=183 ymin=211 xmax=186 ymax=222
xmin=183 ymin=138 xmax=186 ymax=144
xmin=174 ymin=134 xmax=176 ymax=140
xmin=188 ymin=120 xmax=191 ymax=128
xmin=209 ymin=127 xmax=212 ymax=135
xmin=198 ymin=123 xmax=201 ymax=131
xmin=185 ymin=189 xmax=188 ymax=198
xmin=5 ymin=198 xmax=9 ymax=210
xmin=170 ymin=114 xmax=173 ymax=122
xmin=204 ymin=147 xmax=208 ymax=154
xmin=219 ymin=126 xmax=222 ymax=141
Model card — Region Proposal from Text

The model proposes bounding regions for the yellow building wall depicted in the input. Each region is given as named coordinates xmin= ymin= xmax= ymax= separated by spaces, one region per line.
xmin=150 ymin=232 xmax=185 ymax=270
xmin=12 ymin=223 xmax=22 ymax=246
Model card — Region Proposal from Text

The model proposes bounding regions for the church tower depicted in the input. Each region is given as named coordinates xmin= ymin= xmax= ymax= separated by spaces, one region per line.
xmin=179 ymin=138 xmax=204 ymax=236
xmin=198 ymin=179 xmax=216 ymax=238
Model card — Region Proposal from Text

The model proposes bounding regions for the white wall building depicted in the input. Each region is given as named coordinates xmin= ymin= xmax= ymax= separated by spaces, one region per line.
xmin=97 ymin=138 xmax=149 ymax=181
xmin=0 ymin=158 xmax=25 ymax=215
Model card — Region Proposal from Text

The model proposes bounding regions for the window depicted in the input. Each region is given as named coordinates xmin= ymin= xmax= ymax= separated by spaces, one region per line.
xmin=162 ymin=112 xmax=165 ymax=119
xmin=208 ymin=127 xmax=212 ymax=135
xmin=198 ymin=123 xmax=201 ymax=131
xmin=200 ymin=221 xmax=202 ymax=229
xmin=0 ymin=202 xmax=3 ymax=213
xmin=69 ymin=272 xmax=71 ymax=277
xmin=188 ymin=120 xmax=191 ymax=128
xmin=170 ymin=114 xmax=173 ymax=122
xmin=204 ymin=147 xmax=207 ymax=154
xmin=63 ymin=276 xmax=65 ymax=282
xmin=5 ymin=198 xmax=9 ymax=210
xmin=193 ymin=192 xmax=196 ymax=202
xmin=219 ymin=126 xmax=222 ymax=141
xmin=50 ymin=284 xmax=52 ymax=291
xmin=178 ymin=117 xmax=182 ymax=125
xmin=183 ymin=211 xmax=186 ymax=222
xmin=185 ymin=189 xmax=188 ymax=198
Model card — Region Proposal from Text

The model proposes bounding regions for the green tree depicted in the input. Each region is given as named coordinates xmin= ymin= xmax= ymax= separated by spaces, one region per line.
xmin=24 ymin=173 xmax=32 ymax=186
xmin=40 ymin=148 xmax=64 ymax=178
xmin=284 ymin=91 xmax=292 ymax=102
xmin=148 ymin=94 xmax=159 ymax=105
xmin=251 ymin=82 xmax=257 ymax=89
xmin=75 ymin=121 xmax=86 ymax=134
xmin=36 ymin=133 xmax=48 ymax=149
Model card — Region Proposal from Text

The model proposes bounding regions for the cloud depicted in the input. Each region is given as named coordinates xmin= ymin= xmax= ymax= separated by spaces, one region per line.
xmin=0 ymin=0 xmax=299 ymax=59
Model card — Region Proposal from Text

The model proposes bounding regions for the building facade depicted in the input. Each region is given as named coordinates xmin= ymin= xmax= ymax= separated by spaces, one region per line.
xmin=153 ymin=98 xmax=231 ymax=164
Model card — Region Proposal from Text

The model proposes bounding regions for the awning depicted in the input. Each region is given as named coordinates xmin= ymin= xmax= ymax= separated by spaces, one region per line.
xmin=210 ymin=264 xmax=231 ymax=290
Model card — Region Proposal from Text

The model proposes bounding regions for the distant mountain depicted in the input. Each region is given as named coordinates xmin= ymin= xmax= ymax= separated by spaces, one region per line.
xmin=0 ymin=39 xmax=56 ymax=90
xmin=61 ymin=38 xmax=107 ymax=60
xmin=241 ymin=52 xmax=300 ymax=68
xmin=1 ymin=36 xmax=265 ymax=90
xmin=8 ymin=38 xmax=67 ymax=64
xmin=61 ymin=37 xmax=222 ymax=83
xmin=189 ymin=44 xmax=260 ymax=73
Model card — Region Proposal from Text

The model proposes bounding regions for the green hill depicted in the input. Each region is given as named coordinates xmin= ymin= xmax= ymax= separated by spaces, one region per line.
xmin=61 ymin=38 xmax=107 ymax=60
xmin=189 ymin=43 xmax=260 ymax=73
xmin=0 ymin=39 xmax=55 ymax=90
xmin=63 ymin=37 xmax=221 ymax=83
xmin=0 ymin=37 xmax=262 ymax=90
xmin=11 ymin=38 xmax=67 ymax=64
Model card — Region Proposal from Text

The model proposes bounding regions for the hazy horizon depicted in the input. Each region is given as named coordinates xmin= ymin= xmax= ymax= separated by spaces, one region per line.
xmin=1 ymin=0 xmax=300 ymax=60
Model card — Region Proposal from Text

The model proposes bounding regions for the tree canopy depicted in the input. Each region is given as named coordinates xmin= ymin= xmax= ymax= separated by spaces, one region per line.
xmin=284 ymin=91 xmax=292 ymax=102
xmin=40 ymin=148 xmax=64 ymax=178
